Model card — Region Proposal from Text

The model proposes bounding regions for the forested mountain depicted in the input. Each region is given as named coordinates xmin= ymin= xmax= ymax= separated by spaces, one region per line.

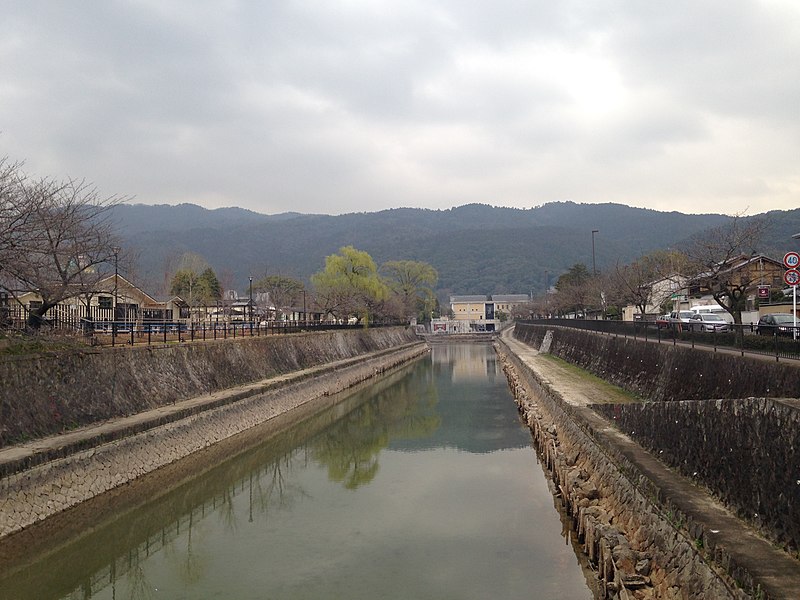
xmin=108 ymin=202 xmax=800 ymax=299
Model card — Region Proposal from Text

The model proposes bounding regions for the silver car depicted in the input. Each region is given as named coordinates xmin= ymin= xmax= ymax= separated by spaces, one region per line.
xmin=669 ymin=310 xmax=694 ymax=331
xmin=689 ymin=313 xmax=729 ymax=332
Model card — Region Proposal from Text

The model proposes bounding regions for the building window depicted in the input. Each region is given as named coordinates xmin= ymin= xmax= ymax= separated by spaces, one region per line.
xmin=98 ymin=296 xmax=113 ymax=309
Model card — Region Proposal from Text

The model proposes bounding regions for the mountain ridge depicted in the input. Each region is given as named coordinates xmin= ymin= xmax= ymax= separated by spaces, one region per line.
xmin=108 ymin=202 xmax=800 ymax=299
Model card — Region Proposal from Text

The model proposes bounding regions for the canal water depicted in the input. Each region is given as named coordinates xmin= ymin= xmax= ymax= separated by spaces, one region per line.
xmin=0 ymin=343 xmax=593 ymax=600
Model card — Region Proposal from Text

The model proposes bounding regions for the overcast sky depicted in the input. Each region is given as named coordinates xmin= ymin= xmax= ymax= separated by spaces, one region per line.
xmin=2 ymin=1 xmax=798 ymax=216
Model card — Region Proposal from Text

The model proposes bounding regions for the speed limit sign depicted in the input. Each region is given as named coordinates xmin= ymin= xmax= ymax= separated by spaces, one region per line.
xmin=785 ymin=269 xmax=800 ymax=287
xmin=785 ymin=252 xmax=800 ymax=269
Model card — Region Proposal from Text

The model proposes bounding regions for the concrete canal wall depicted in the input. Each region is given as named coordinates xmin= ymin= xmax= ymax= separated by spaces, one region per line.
xmin=498 ymin=343 xmax=752 ymax=599
xmin=0 ymin=328 xmax=426 ymax=539
xmin=0 ymin=327 xmax=418 ymax=448
xmin=513 ymin=322 xmax=800 ymax=556
xmin=512 ymin=322 xmax=800 ymax=401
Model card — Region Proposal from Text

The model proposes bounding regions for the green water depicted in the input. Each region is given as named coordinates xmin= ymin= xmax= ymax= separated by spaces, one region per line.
xmin=0 ymin=344 xmax=593 ymax=599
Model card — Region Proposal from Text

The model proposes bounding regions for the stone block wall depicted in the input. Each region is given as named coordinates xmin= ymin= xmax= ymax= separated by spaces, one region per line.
xmin=0 ymin=328 xmax=417 ymax=448
xmin=513 ymin=323 xmax=800 ymax=401
xmin=498 ymin=342 xmax=755 ymax=599
xmin=595 ymin=398 xmax=800 ymax=554
xmin=0 ymin=343 xmax=427 ymax=539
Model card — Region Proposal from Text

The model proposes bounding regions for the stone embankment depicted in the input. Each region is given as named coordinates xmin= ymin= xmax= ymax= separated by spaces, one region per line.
xmin=501 ymin=325 xmax=800 ymax=599
xmin=514 ymin=322 xmax=800 ymax=557
xmin=0 ymin=328 xmax=426 ymax=539
xmin=0 ymin=327 xmax=418 ymax=448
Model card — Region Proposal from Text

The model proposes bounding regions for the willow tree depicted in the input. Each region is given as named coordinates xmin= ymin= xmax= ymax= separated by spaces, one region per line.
xmin=311 ymin=246 xmax=388 ymax=324
xmin=381 ymin=260 xmax=438 ymax=322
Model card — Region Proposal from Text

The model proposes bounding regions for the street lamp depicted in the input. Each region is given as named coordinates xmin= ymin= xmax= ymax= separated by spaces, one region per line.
xmin=591 ymin=230 xmax=599 ymax=276
xmin=248 ymin=276 xmax=253 ymax=323
xmin=112 ymin=246 xmax=120 ymax=321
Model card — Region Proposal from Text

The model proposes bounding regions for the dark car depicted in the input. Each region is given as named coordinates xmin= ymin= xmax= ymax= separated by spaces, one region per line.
xmin=689 ymin=313 xmax=729 ymax=332
xmin=756 ymin=313 xmax=797 ymax=336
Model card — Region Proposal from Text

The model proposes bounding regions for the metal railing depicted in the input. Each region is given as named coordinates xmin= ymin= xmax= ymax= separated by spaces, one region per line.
xmin=86 ymin=320 xmax=403 ymax=347
xmin=518 ymin=318 xmax=800 ymax=361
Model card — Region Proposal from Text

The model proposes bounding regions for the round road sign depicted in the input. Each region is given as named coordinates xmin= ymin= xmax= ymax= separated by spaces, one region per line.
xmin=784 ymin=251 xmax=800 ymax=269
xmin=785 ymin=268 xmax=800 ymax=286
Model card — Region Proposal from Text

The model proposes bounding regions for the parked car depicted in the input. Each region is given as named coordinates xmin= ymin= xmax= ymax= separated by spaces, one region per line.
xmin=689 ymin=313 xmax=730 ymax=332
xmin=669 ymin=310 xmax=694 ymax=331
xmin=656 ymin=314 xmax=671 ymax=329
xmin=755 ymin=313 xmax=797 ymax=336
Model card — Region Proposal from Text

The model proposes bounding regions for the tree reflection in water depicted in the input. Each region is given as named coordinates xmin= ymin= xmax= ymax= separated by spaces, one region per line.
xmin=311 ymin=363 xmax=440 ymax=489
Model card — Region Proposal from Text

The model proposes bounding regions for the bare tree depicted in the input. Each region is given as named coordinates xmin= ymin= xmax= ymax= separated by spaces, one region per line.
xmin=0 ymin=168 xmax=123 ymax=328
xmin=609 ymin=250 xmax=689 ymax=317
xmin=684 ymin=216 xmax=768 ymax=324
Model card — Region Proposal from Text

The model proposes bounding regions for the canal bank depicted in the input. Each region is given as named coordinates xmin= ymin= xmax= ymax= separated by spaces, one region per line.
xmin=1 ymin=342 xmax=595 ymax=600
xmin=498 ymin=327 xmax=800 ymax=599
xmin=0 ymin=329 xmax=426 ymax=539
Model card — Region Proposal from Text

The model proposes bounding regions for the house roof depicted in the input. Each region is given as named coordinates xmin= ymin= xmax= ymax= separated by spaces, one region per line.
xmin=491 ymin=294 xmax=530 ymax=303
xmin=450 ymin=295 xmax=488 ymax=303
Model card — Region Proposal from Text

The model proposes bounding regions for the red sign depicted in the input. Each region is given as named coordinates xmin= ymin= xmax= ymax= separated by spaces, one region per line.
xmin=784 ymin=252 xmax=800 ymax=269
xmin=784 ymin=269 xmax=800 ymax=287
xmin=757 ymin=285 xmax=770 ymax=299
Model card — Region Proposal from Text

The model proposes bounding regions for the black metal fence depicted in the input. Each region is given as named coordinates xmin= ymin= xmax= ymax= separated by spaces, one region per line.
xmin=84 ymin=320 xmax=390 ymax=347
xmin=1 ymin=302 xmax=402 ymax=347
xmin=519 ymin=318 xmax=800 ymax=362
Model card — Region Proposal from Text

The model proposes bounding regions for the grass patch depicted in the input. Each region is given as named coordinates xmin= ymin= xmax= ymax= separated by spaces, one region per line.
xmin=538 ymin=353 xmax=642 ymax=404
xmin=0 ymin=333 xmax=90 ymax=357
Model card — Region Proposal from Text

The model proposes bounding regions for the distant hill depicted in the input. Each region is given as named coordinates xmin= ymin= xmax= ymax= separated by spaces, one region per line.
xmin=108 ymin=202 xmax=800 ymax=299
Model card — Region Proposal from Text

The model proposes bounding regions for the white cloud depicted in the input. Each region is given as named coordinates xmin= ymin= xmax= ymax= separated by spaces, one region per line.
xmin=1 ymin=0 xmax=798 ymax=216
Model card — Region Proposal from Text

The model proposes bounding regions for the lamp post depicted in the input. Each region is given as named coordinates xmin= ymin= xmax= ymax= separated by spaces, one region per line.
xmin=248 ymin=276 xmax=253 ymax=323
xmin=591 ymin=230 xmax=599 ymax=276
xmin=112 ymin=246 xmax=120 ymax=321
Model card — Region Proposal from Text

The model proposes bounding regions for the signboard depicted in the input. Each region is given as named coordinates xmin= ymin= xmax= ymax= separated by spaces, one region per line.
xmin=784 ymin=252 xmax=800 ymax=269
xmin=757 ymin=285 xmax=770 ymax=299
xmin=784 ymin=269 xmax=800 ymax=287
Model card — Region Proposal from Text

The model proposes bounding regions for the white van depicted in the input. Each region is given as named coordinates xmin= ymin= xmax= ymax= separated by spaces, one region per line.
xmin=689 ymin=305 xmax=733 ymax=323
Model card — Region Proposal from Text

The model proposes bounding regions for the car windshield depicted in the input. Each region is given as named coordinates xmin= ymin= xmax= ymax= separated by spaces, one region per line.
xmin=703 ymin=315 xmax=725 ymax=321
xmin=679 ymin=312 xmax=692 ymax=318
xmin=772 ymin=314 xmax=796 ymax=324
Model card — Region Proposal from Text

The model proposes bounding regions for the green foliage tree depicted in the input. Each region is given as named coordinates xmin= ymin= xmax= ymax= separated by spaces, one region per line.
xmin=170 ymin=260 xmax=222 ymax=310
xmin=381 ymin=260 xmax=438 ymax=322
xmin=311 ymin=246 xmax=388 ymax=323
xmin=553 ymin=263 xmax=593 ymax=316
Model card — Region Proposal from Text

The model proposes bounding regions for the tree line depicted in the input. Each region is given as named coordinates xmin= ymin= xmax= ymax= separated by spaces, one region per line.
xmin=524 ymin=217 xmax=770 ymax=325
xmin=0 ymin=157 xmax=438 ymax=329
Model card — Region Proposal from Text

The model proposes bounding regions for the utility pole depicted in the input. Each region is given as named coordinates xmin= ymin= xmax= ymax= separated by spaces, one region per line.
xmin=591 ymin=230 xmax=599 ymax=276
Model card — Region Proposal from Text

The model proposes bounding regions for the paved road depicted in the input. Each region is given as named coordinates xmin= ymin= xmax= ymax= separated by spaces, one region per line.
xmin=500 ymin=326 xmax=800 ymax=599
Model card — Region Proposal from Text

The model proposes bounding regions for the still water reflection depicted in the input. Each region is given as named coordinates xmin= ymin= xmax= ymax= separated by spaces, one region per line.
xmin=1 ymin=343 xmax=592 ymax=600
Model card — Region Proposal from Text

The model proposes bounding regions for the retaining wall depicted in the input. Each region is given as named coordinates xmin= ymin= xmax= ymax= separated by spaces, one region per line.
xmin=0 ymin=327 xmax=418 ymax=448
xmin=0 ymin=338 xmax=427 ymax=539
xmin=498 ymin=341 xmax=752 ymax=599
xmin=513 ymin=323 xmax=800 ymax=401
xmin=595 ymin=397 xmax=800 ymax=554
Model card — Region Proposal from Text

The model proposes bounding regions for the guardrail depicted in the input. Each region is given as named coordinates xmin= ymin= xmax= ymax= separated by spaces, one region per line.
xmin=518 ymin=319 xmax=800 ymax=362
xmin=81 ymin=321 xmax=400 ymax=347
